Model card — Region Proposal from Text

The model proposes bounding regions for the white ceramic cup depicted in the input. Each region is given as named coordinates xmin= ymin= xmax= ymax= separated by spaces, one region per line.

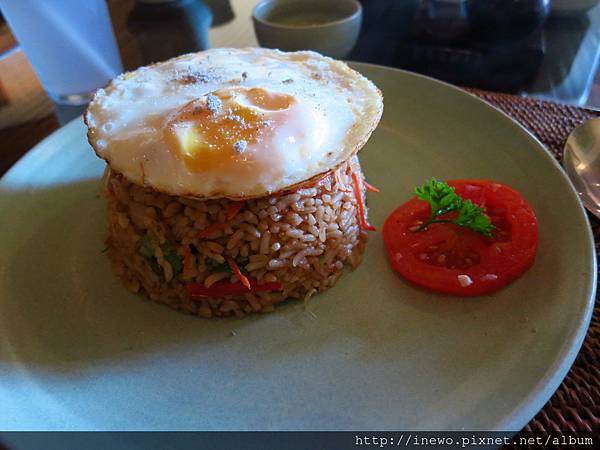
xmin=252 ymin=0 xmax=362 ymax=59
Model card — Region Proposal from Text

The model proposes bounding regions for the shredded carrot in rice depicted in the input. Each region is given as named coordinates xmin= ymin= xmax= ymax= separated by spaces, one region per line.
xmin=198 ymin=203 xmax=242 ymax=239
xmin=351 ymin=171 xmax=376 ymax=231
xmin=301 ymin=171 xmax=331 ymax=189
xmin=198 ymin=222 xmax=225 ymax=238
xmin=226 ymin=202 xmax=244 ymax=221
xmin=139 ymin=161 xmax=146 ymax=185
xmin=199 ymin=203 xmax=242 ymax=239
xmin=364 ymin=180 xmax=380 ymax=193
xmin=227 ymin=257 xmax=251 ymax=290
xmin=183 ymin=246 xmax=192 ymax=275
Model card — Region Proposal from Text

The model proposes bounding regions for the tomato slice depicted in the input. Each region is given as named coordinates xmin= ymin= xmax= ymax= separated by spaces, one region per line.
xmin=383 ymin=180 xmax=538 ymax=296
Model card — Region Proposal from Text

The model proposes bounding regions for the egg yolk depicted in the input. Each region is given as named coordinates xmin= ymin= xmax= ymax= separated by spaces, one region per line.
xmin=166 ymin=87 xmax=295 ymax=172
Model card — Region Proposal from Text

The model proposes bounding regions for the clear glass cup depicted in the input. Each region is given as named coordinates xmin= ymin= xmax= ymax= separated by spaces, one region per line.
xmin=0 ymin=0 xmax=123 ymax=105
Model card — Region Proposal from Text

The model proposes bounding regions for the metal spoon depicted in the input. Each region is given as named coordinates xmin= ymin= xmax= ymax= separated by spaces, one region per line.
xmin=563 ymin=118 xmax=600 ymax=220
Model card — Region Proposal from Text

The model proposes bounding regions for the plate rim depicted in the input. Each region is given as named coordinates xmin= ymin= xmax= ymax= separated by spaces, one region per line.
xmin=350 ymin=61 xmax=597 ymax=431
xmin=0 ymin=64 xmax=597 ymax=432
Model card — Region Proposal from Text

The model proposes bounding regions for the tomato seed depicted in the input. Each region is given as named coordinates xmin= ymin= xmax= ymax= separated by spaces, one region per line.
xmin=457 ymin=274 xmax=473 ymax=287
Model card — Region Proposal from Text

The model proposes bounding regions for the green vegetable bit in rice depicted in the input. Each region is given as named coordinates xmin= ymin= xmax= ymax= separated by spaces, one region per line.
xmin=139 ymin=235 xmax=183 ymax=276
xmin=163 ymin=241 xmax=183 ymax=275
xmin=208 ymin=258 xmax=250 ymax=276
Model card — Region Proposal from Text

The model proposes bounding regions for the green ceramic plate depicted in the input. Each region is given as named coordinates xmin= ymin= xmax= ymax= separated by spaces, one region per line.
xmin=0 ymin=64 xmax=595 ymax=431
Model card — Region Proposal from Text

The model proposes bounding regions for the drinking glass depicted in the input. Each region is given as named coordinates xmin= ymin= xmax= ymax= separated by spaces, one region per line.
xmin=0 ymin=0 xmax=123 ymax=105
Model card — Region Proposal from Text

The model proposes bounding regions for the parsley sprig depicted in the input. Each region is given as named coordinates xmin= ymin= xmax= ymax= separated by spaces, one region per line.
xmin=414 ymin=178 xmax=495 ymax=237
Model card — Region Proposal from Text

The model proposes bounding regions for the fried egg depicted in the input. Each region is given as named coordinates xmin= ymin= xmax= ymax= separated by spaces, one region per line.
xmin=85 ymin=48 xmax=383 ymax=199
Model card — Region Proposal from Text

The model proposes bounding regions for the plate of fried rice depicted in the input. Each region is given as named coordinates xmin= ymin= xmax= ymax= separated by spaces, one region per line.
xmin=0 ymin=60 xmax=594 ymax=432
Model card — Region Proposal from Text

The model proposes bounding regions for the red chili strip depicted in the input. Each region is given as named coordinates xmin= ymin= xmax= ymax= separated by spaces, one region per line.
xmin=227 ymin=257 xmax=251 ymax=290
xmin=187 ymin=280 xmax=283 ymax=299
xmin=351 ymin=171 xmax=376 ymax=231
xmin=183 ymin=246 xmax=192 ymax=275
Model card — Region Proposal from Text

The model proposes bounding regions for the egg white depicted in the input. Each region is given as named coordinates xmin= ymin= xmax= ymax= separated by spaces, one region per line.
xmin=85 ymin=48 xmax=383 ymax=199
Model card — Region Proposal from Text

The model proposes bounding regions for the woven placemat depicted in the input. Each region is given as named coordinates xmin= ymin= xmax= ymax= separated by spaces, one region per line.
xmin=466 ymin=89 xmax=600 ymax=442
